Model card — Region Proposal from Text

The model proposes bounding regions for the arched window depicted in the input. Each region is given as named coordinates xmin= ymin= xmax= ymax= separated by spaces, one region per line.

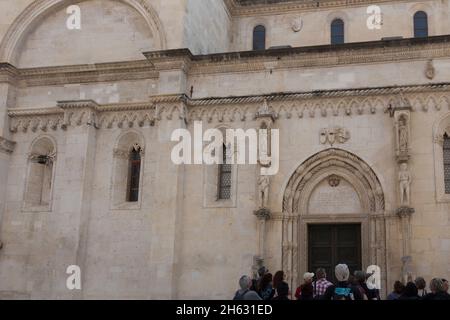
xmin=331 ymin=19 xmax=344 ymax=45
xmin=127 ymin=146 xmax=142 ymax=202
xmin=111 ymin=132 xmax=144 ymax=209
xmin=218 ymin=143 xmax=232 ymax=200
xmin=414 ymin=11 xmax=428 ymax=38
xmin=253 ymin=25 xmax=266 ymax=50
xmin=24 ymin=137 xmax=56 ymax=211
xmin=444 ymin=133 xmax=450 ymax=194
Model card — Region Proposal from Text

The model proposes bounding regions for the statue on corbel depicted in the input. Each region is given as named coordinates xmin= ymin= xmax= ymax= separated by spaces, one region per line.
xmin=398 ymin=163 xmax=411 ymax=207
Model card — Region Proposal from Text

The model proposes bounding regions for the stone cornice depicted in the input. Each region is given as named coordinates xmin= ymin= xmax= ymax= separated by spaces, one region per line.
xmin=144 ymin=36 xmax=450 ymax=76
xmin=225 ymin=0 xmax=422 ymax=16
xmin=7 ymin=83 xmax=450 ymax=132
xmin=0 ymin=60 xmax=158 ymax=87
xmin=0 ymin=136 xmax=16 ymax=154
xmin=1 ymin=36 xmax=450 ymax=88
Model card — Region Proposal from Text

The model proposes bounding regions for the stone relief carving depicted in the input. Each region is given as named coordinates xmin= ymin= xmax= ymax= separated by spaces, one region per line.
xmin=291 ymin=18 xmax=303 ymax=32
xmin=425 ymin=59 xmax=435 ymax=80
xmin=398 ymin=163 xmax=411 ymax=207
xmin=319 ymin=127 xmax=350 ymax=146
xmin=328 ymin=175 xmax=341 ymax=187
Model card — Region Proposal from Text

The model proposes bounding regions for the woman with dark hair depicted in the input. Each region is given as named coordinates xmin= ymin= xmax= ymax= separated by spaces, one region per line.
xmin=272 ymin=271 xmax=284 ymax=291
xmin=258 ymin=273 xmax=275 ymax=300
xmin=399 ymin=282 xmax=419 ymax=300
xmin=387 ymin=281 xmax=405 ymax=300
xmin=414 ymin=277 xmax=427 ymax=297
xmin=272 ymin=281 xmax=290 ymax=300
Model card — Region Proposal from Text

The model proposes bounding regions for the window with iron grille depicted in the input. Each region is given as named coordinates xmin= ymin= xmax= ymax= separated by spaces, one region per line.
xmin=218 ymin=144 xmax=232 ymax=200
xmin=127 ymin=148 xmax=141 ymax=202
xmin=331 ymin=19 xmax=344 ymax=45
xmin=253 ymin=25 xmax=266 ymax=50
xmin=444 ymin=134 xmax=450 ymax=194
xmin=414 ymin=11 xmax=428 ymax=38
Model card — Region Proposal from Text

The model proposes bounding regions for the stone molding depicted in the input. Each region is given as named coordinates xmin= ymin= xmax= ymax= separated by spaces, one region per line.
xmin=1 ymin=36 xmax=450 ymax=87
xmin=225 ymin=0 xmax=415 ymax=16
xmin=7 ymin=84 xmax=450 ymax=132
xmin=144 ymin=36 xmax=450 ymax=76
xmin=280 ymin=147 xmax=387 ymax=297
xmin=0 ymin=61 xmax=157 ymax=87
xmin=9 ymin=100 xmax=158 ymax=133
xmin=0 ymin=136 xmax=16 ymax=154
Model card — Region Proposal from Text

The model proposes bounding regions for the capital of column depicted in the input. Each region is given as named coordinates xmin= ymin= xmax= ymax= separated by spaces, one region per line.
xmin=396 ymin=206 xmax=415 ymax=218
xmin=254 ymin=207 xmax=271 ymax=220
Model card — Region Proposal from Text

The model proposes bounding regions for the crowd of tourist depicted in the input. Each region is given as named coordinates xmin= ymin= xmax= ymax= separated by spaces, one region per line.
xmin=233 ymin=264 xmax=450 ymax=300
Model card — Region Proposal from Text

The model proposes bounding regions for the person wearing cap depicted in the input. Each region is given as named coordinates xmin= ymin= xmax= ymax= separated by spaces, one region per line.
xmin=322 ymin=264 xmax=355 ymax=300
xmin=312 ymin=268 xmax=333 ymax=299
xmin=294 ymin=272 xmax=315 ymax=300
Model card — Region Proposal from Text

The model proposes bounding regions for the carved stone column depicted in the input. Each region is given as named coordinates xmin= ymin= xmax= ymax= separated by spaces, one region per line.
xmin=396 ymin=207 xmax=415 ymax=283
xmin=253 ymin=208 xmax=271 ymax=274
xmin=252 ymin=99 xmax=276 ymax=271
xmin=391 ymin=92 xmax=415 ymax=283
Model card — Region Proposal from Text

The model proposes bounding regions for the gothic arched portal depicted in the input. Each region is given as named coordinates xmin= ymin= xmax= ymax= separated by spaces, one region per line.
xmin=281 ymin=148 xmax=387 ymax=295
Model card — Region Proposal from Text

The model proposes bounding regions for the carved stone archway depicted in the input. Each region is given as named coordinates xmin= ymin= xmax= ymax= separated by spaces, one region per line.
xmin=282 ymin=148 xmax=387 ymax=295
xmin=0 ymin=0 xmax=167 ymax=64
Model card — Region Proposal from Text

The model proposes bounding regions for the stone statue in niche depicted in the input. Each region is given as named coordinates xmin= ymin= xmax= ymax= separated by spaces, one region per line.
xmin=398 ymin=116 xmax=408 ymax=154
xmin=399 ymin=163 xmax=411 ymax=206
xmin=258 ymin=175 xmax=270 ymax=208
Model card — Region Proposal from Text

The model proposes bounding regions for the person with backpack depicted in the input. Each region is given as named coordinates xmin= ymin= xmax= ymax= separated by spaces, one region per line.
xmin=233 ymin=275 xmax=262 ymax=300
xmin=322 ymin=264 xmax=355 ymax=300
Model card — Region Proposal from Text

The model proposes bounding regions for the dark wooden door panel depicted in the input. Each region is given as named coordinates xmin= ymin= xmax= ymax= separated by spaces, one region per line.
xmin=308 ymin=224 xmax=361 ymax=283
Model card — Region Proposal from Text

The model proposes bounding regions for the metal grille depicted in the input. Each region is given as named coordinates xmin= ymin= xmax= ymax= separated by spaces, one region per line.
xmin=218 ymin=144 xmax=232 ymax=200
xmin=444 ymin=134 xmax=450 ymax=194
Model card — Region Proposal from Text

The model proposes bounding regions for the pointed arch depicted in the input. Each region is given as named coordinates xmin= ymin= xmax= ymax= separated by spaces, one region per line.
xmin=280 ymin=148 xmax=387 ymax=296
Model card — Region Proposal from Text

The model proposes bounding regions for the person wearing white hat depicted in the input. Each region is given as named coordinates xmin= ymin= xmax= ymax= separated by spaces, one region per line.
xmin=295 ymin=272 xmax=315 ymax=300
xmin=322 ymin=264 xmax=355 ymax=300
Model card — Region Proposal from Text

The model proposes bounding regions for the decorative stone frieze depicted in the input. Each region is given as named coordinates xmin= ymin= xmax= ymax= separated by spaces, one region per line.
xmin=7 ymin=85 xmax=450 ymax=134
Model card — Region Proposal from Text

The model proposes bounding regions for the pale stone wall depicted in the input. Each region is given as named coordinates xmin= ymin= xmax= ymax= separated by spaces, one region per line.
xmin=232 ymin=0 xmax=450 ymax=50
xmin=184 ymin=0 xmax=231 ymax=54
xmin=0 ymin=0 xmax=449 ymax=300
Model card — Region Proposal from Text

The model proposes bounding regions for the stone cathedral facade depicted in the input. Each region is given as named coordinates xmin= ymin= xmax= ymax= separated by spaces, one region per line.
xmin=0 ymin=0 xmax=450 ymax=299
